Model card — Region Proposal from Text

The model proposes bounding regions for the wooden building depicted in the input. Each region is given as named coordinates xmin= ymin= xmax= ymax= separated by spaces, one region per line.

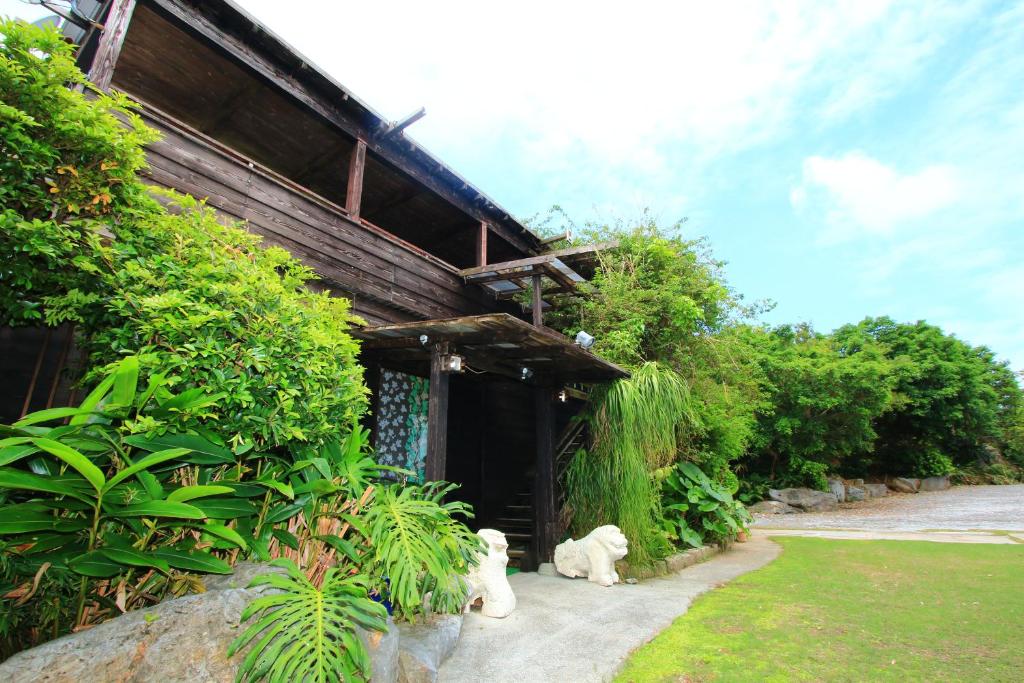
xmin=8 ymin=0 xmax=627 ymax=569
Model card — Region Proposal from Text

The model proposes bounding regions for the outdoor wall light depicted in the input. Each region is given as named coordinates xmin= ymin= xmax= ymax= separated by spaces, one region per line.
xmin=418 ymin=334 xmax=429 ymax=346
xmin=446 ymin=354 xmax=464 ymax=373
xmin=557 ymin=389 xmax=568 ymax=402
xmin=521 ymin=367 xmax=534 ymax=381
xmin=575 ymin=331 xmax=595 ymax=349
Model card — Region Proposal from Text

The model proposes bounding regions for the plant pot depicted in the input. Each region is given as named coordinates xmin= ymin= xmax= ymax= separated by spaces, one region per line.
xmin=736 ymin=530 xmax=749 ymax=543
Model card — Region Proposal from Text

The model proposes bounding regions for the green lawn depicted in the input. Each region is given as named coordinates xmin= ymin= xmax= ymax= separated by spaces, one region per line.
xmin=617 ymin=537 xmax=1024 ymax=682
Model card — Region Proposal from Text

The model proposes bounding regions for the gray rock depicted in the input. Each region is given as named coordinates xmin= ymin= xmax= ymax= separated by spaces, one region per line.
xmin=768 ymin=488 xmax=839 ymax=512
xmin=846 ymin=485 xmax=868 ymax=502
xmin=537 ymin=562 xmax=557 ymax=577
xmin=863 ymin=483 xmax=888 ymax=498
xmin=920 ymin=475 xmax=951 ymax=492
xmin=889 ymin=477 xmax=921 ymax=493
xmin=359 ymin=617 xmax=400 ymax=683
xmin=846 ymin=478 xmax=865 ymax=486
xmin=827 ymin=478 xmax=846 ymax=503
xmin=747 ymin=499 xmax=800 ymax=515
xmin=397 ymin=614 xmax=463 ymax=683
xmin=0 ymin=564 xmax=284 ymax=683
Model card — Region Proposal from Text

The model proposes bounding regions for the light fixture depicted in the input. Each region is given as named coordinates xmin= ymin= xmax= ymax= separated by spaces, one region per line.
xmin=557 ymin=389 xmax=568 ymax=402
xmin=520 ymin=367 xmax=534 ymax=381
xmin=418 ymin=334 xmax=429 ymax=346
xmin=446 ymin=354 xmax=463 ymax=373
xmin=575 ymin=331 xmax=595 ymax=349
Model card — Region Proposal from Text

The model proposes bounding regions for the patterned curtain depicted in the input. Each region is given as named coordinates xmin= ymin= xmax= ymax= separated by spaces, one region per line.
xmin=375 ymin=368 xmax=429 ymax=481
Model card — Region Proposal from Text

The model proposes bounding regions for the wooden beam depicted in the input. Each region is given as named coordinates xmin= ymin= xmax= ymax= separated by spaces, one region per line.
xmin=459 ymin=243 xmax=616 ymax=279
xmin=476 ymin=222 xmax=488 ymax=267
xmin=425 ymin=341 xmax=450 ymax=481
xmin=379 ymin=106 xmax=426 ymax=139
xmin=531 ymin=274 xmax=543 ymax=327
xmin=533 ymin=386 xmax=557 ymax=564
xmin=89 ymin=0 xmax=137 ymax=91
xmin=345 ymin=139 xmax=367 ymax=218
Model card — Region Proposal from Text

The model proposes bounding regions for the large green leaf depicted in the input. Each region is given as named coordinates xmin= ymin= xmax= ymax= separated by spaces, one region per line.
xmin=110 ymin=355 xmax=140 ymax=407
xmin=0 ymin=440 xmax=39 ymax=467
xmin=100 ymin=546 xmax=170 ymax=573
xmin=0 ymin=468 xmax=92 ymax=503
xmin=70 ymin=373 xmax=115 ymax=425
xmin=14 ymin=407 xmax=100 ymax=428
xmin=32 ymin=438 xmax=105 ymax=492
xmin=192 ymin=497 xmax=258 ymax=519
xmin=116 ymin=501 xmax=206 ymax=519
xmin=152 ymin=548 xmax=232 ymax=574
xmin=124 ymin=434 xmax=234 ymax=465
xmin=166 ymin=485 xmax=234 ymax=503
xmin=201 ymin=522 xmax=248 ymax=550
xmin=68 ymin=551 xmax=123 ymax=577
xmin=102 ymin=447 xmax=192 ymax=493
xmin=0 ymin=504 xmax=63 ymax=533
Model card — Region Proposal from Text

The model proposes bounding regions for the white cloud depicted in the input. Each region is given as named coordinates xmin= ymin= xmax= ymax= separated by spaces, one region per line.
xmin=793 ymin=152 xmax=961 ymax=240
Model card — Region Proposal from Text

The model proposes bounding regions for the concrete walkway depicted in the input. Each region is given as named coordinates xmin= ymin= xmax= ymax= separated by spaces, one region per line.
xmin=438 ymin=536 xmax=781 ymax=683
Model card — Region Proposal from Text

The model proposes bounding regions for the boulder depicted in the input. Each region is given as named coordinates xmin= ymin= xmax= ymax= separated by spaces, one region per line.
xmin=863 ymin=483 xmax=888 ymax=498
xmin=0 ymin=562 xmax=286 ymax=683
xmin=846 ymin=478 xmax=865 ymax=487
xmin=827 ymin=478 xmax=846 ymax=503
xmin=845 ymin=485 xmax=868 ymax=502
xmin=920 ymin=475 xmax=951 ymax=492
xmin=359 ymin=617 xmax=401 ymax=683
xmin=768 ymin=488 xmax=839 ymax=512
xmin=888 ymin=477 xmax=921 ymax=493
xmin=747 ymin=499 xmax=800 ymax=515
xmin=397 ymin=614 xmax=463 ymax=683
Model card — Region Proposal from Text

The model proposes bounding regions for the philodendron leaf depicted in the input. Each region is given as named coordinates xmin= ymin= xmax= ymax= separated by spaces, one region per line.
xmin=32 ymin=438 xmax=105 ymax=492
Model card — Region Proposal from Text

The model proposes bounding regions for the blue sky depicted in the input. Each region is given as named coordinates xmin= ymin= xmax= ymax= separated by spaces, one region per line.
xmin=4 ymin=1 xmax=1022 ymax=368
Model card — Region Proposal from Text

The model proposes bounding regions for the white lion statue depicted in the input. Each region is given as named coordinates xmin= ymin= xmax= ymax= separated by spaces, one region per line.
xmin=464 ymin=528 xmax=516 ymax=618
xmin=554 ymin=525 xmax=629 ymax=587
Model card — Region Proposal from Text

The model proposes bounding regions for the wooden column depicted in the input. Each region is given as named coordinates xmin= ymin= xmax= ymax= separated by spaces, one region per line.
xmin=89 ymin=0 xmax=137 ymax=92
xmin=425 ymin=342 xmax=450 ymax=482
xmin=533 ymin=387 xmax=557 ymax=565
xmin=531 ymin=273 xmax=543 ymax=327
xmin=476 ymin=222 xmax=488 ymax=267
xmin=345 ymin=139 xmax=367 ymax=218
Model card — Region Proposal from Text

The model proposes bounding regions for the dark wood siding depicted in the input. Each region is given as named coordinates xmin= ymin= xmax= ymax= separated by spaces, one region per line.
xmin=138 ymin=109 xmax=500 ymax=324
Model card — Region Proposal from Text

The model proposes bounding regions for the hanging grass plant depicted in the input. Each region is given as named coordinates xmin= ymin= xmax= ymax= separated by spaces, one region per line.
xmin=566 ymin=362 xmax=698 ymax=567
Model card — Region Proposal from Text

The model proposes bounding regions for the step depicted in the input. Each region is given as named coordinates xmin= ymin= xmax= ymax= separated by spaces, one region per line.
xmin=504 ymin=532 xmax=531 ymax=540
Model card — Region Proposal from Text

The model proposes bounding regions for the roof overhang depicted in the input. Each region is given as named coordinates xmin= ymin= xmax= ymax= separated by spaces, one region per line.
xmin=351 ymin=314 xmax=629 ymax=384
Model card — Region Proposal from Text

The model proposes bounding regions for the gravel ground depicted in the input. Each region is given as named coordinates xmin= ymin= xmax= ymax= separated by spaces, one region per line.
xmin=752 ymin=484 xmax=1024 ymax=532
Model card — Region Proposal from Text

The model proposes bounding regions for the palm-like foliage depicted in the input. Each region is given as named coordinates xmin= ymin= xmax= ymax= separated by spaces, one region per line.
xmin=228 ymin=559 xmax=387 ymax=683
xmin=359 ymin=482 xmax=482 ymax=621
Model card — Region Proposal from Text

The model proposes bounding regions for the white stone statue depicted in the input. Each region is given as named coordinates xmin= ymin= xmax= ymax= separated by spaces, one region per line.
xmin=554 ymin=525 xmax=629 ymax=587
xmin=464 ymin=528 xmax=516 ymax=618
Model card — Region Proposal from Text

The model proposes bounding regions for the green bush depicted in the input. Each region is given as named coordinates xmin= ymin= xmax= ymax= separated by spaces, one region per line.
xmin=912 ymin=447 xmax=955 ymax=478
xmin=658 ymin=462 xmax=751 ymax=548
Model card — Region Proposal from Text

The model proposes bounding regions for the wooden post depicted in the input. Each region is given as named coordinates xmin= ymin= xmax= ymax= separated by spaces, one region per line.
xmin=531 ymin=273 xmax=543 ymax=327
xmin=425 ymin=342 xmax=450 ymax=481
xmin=533 ymin=386 xmax=557 ymax=565
xmin=89 ymin=0 xmax=137 ymax=92
xmin=476 ymin=222 xmax=488 ymax=267
xmin=345 ymin=139 xmax=367 ymax=218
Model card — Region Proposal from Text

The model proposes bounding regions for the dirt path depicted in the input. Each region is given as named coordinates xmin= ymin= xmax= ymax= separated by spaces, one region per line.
xmin=753 ymin=484 xmax=1024 ymax=534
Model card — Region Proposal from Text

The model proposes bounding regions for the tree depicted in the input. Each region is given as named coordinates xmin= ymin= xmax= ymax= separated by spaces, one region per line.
xmin=832 ymin=317 xmax=1019 ymax=474
xmin=737 ymin=324 xmax=895 ymax=488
